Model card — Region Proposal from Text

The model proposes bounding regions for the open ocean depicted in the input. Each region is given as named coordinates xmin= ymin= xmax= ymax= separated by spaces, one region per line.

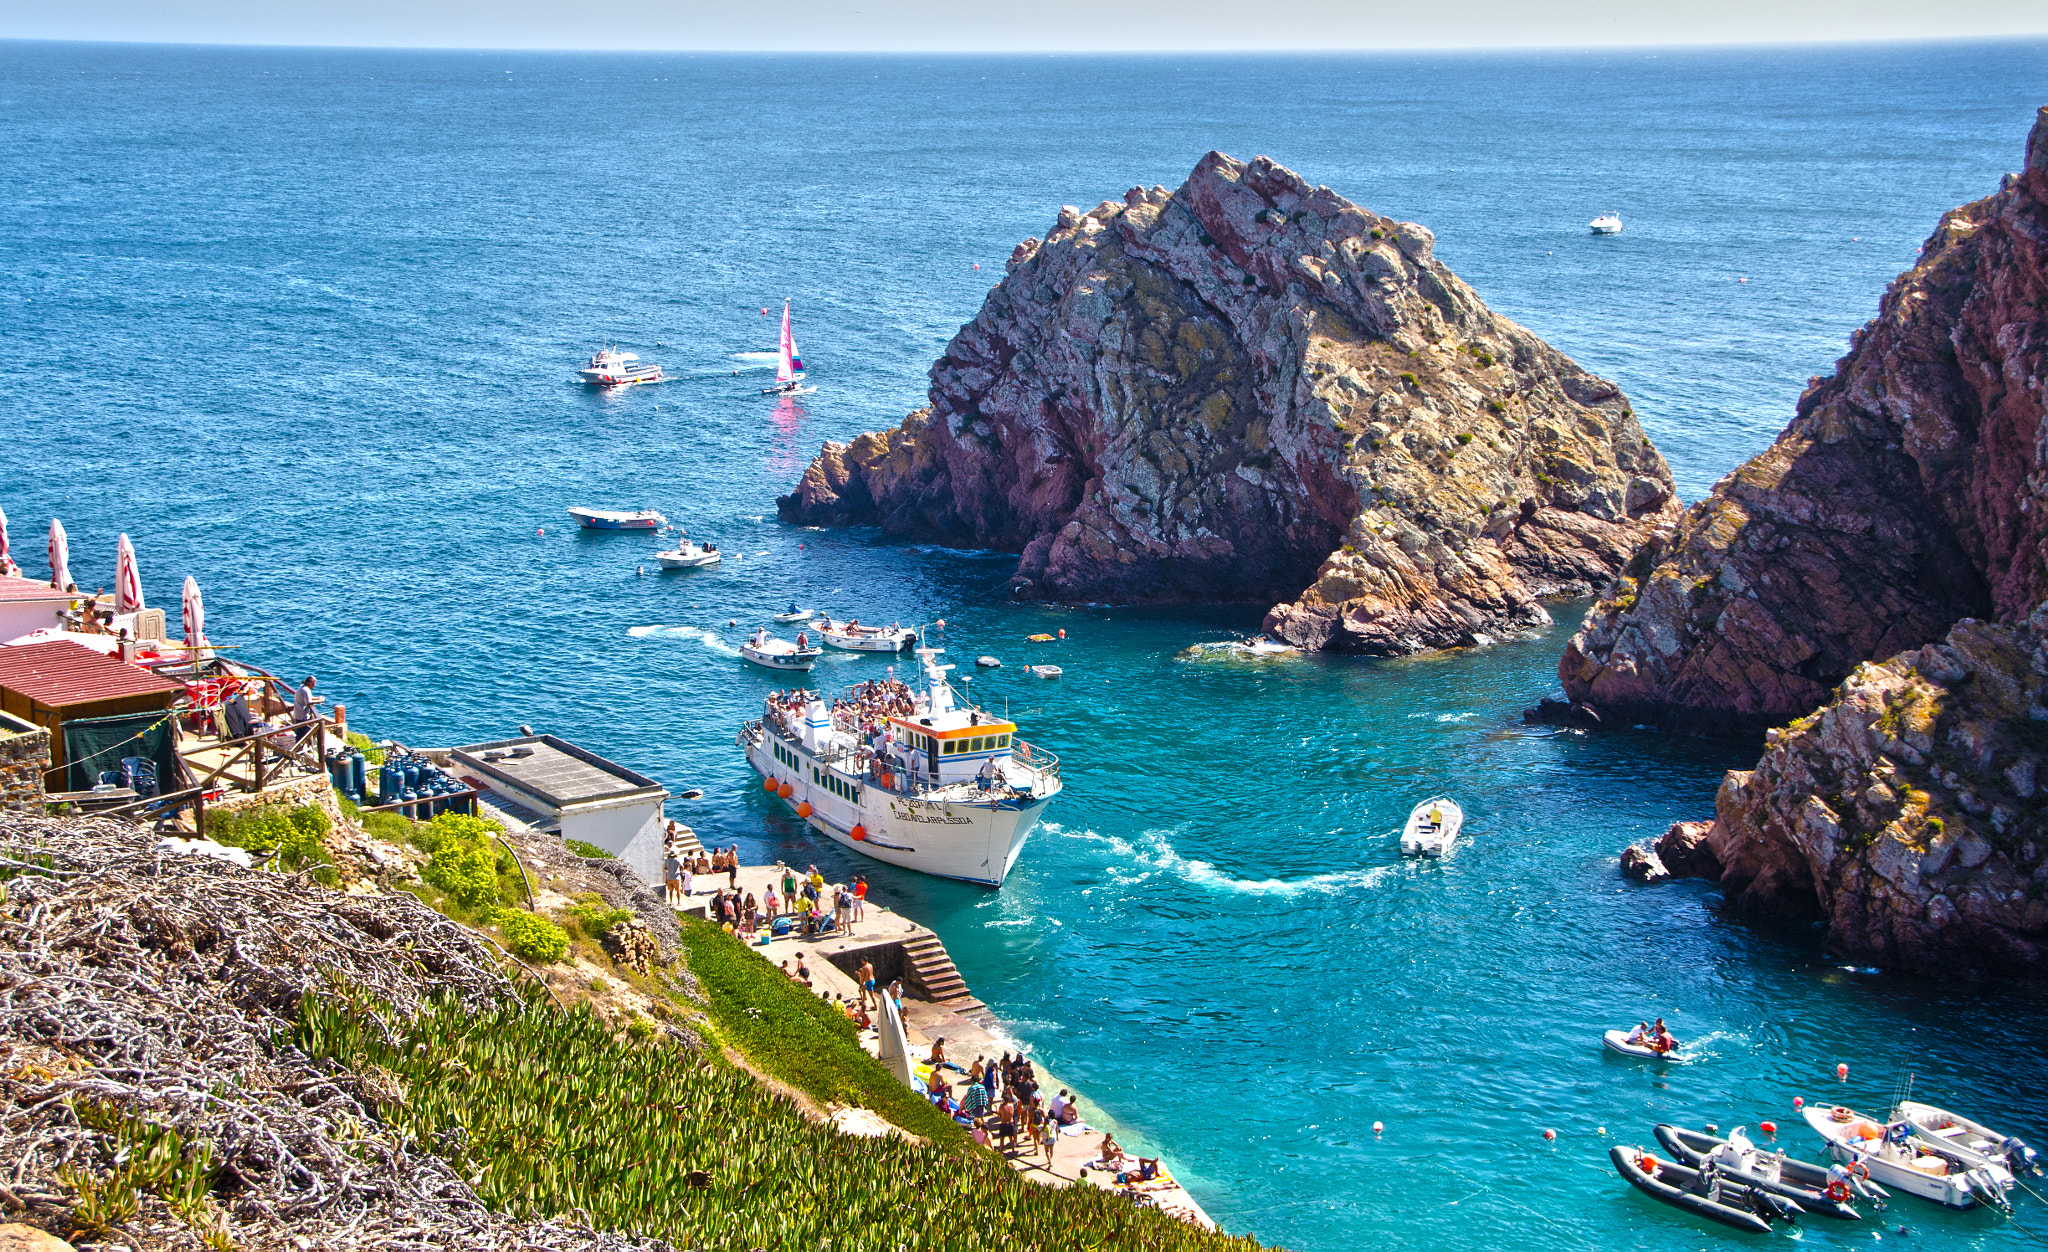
xmin=5 ymin=38 xmax=2047 ymax=1249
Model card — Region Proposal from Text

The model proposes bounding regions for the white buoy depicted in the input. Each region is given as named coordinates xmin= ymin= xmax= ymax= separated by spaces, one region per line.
xmin=1372 ymin=1121 xmax=1383 ymax=1135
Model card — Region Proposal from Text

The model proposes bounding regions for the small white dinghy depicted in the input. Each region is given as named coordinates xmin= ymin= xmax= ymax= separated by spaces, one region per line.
xmin=976 ymin=655 xmax=1001 ymax=668
xmin=772 ymin=604 xmax=813 ymax=622
xmin=655 ymin=539 xmax=721 ymax=569
xmin=1896 ymin=1100 xmax=2040 ymax=1178
xmin=1399 ymin=796 xmax=1462 ymax=857
xmin=1026 ymin=664 xmax=1062 ymax=679
xmin=1603 ymin=1028 xmax=1682 ymax=1061
xmin=739 ymin=629 xmax=821 ymax=672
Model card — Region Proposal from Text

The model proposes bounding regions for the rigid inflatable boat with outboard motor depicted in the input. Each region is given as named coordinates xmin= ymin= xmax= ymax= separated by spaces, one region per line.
xmin=1611 ymin=1145 xmax=1803 ymax=1233
xmin=1654 ymin=1125 xmax=1873 ymax=1219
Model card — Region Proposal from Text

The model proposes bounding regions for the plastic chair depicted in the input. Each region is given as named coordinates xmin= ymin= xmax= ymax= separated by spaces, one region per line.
xmin=120 ymin=756 xmax=158 ymax=799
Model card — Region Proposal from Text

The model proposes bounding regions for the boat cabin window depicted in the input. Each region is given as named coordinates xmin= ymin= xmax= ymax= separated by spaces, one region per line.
xmin=999 ymin=734 xmax=1011 ymax=748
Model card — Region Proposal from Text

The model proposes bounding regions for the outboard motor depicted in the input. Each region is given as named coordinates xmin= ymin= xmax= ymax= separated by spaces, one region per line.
xmin=2004 ymin=1137 xmax=2039 ymax=1178
xmin=1965 ymin=1167 xmax=2011 ymax=1212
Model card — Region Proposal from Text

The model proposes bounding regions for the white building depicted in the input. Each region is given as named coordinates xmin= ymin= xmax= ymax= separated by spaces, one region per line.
xmin=448 ymin=735 xmax=669 ymax=888
xmin=0 ymin=575 xmax=75 ymax=644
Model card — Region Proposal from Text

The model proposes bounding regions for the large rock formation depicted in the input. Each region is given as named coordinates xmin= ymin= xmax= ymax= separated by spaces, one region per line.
xmin=782 ymin=152 xmax=1678 ymax=653
xmin=1654 ymin=611 xmax=2048 ymax=978
xmin=1562 ymin=107 xmax=2048 ymax=733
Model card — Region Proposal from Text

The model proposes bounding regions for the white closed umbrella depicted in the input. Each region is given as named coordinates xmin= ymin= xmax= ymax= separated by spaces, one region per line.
xmin=0 ymin=506 xmax=18 ymax=578
xmin=47 ymin=518 xmax=72 ymax=592
xmin=115 ymin=533 xmax=146 ymax=613
xmin=875 ymin=988 xmax=914 ymax=1089
xmin=181 ymin=575 xmax=207 ymax=655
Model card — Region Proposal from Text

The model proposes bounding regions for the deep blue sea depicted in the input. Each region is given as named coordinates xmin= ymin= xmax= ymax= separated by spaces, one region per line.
xmin=5 ymin=39 xmax=2048 ymax=1250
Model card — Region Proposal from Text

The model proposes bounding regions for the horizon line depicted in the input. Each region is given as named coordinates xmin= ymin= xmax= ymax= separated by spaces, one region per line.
xmin=5 ymin=31 xmax=2046 ymax=56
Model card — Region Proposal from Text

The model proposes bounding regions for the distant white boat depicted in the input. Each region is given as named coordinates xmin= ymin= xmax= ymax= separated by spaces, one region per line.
xmin=1589 ymin=213 xmax=1623 ymax=235
xmin=815 ymin=618 xmax=915 ymax=652
xmin=1400 ymin=796 xmax=1463 ymax=857
xmin=568 ymin=506 xmax=666 ymax=531
xmin=579 ymin=347 xmax=663 ymax=386
xmin=654 ymin=538 xmax=720 ymax=569
xmin=760 ymin=301 xmax=815 ymax=396
xmin=772 ymin=603 xmax=814 ymax=622
xmin=740 ymin=629 xmax=821 ymax=671
xmin=1026 ymin=664 xmax=1062 ymax=679
xmin=976 ymin=655 xmax=1001 ymax=668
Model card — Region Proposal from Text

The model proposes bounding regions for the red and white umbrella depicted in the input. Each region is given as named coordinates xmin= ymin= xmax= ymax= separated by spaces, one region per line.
xmin=0 ymin=506 xmax=17 ymax=578
xmin=47 ymin=518 xmax=72 ymax=592
xmin=114 ymin=533 xmax=146 ymax=613
xmin=181 ymin=575 xmax=207 ymax=654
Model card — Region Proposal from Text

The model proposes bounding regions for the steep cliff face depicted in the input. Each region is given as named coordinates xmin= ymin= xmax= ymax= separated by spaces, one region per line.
xmin=783 ymin=152 xmax=1678 ymax=653
xmin=1660 ymin=612 xmax=2048 ymax=979
xmin=1562 ymin=107 xmax=2048 ymax=732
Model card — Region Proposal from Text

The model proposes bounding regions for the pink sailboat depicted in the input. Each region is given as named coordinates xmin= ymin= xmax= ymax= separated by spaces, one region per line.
xmin=760 ymin=299 xmax=814 ymax=395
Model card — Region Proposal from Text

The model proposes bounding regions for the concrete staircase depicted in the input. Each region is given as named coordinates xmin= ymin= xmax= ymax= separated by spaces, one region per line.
xmin=901 ymin=929 xmax=983 ymax=1011
xmin=668 ymin=822 xmax=704 ymax=855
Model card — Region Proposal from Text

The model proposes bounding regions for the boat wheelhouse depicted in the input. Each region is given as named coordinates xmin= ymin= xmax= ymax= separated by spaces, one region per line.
xmin=738 ymin=648 xmax=1060 ymax=886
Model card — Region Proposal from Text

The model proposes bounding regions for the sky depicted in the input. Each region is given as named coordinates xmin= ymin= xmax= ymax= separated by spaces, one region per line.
xmin=2 ymin=0 xmax=2046 ymax=52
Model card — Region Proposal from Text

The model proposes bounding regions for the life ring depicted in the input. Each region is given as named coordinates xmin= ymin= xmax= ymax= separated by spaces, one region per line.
xmin=1830 ymin=1106 xmax=1855 ymax=1123
xmin=1825 ymin=1181 xmax=1851 ymax=1203
xmin=1848 ymin=1161 xmax=1869 ymax=1180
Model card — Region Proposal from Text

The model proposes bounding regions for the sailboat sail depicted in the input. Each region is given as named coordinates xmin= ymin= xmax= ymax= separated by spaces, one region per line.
xmin=777 ymin=300 xmax=804 ymax=382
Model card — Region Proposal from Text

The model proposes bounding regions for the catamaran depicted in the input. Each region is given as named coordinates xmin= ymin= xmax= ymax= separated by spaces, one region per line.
xmin=738 ymin=647 xmax=1062 ymax=886
xmin=760 ymin=300 xmax=814 ymax=396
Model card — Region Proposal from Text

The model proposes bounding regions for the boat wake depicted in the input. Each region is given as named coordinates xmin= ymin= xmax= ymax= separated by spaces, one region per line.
xmin=1052 ymin=823 xmax=1395 ymax=896
xmin=625 ymin=624 xmax=741 ymax=656
xmin=730 ymin=351 xmax=779 ymax=361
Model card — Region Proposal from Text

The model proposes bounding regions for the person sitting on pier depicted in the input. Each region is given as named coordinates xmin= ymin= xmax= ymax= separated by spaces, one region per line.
xmin=928 ymin=1038 xmax=965 ymax=1075
xmin=792 ymin=952 xmax=813 ymax=986
xmin=1099 ymin=1132 xmax=1127 ymax=1168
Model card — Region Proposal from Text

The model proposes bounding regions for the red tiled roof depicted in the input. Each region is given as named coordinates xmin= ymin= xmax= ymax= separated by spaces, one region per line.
xmin=0 ymin=639 xmax=182 ymax=708
xmin=0 ymin=575 xmax=75 ymax=603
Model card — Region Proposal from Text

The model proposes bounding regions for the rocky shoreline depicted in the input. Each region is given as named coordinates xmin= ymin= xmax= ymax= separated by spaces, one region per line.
xmin=1604 ymin=107 xmax=2048 ymax=979
xmin=783 ymin=151 xmax=1677 ymax=655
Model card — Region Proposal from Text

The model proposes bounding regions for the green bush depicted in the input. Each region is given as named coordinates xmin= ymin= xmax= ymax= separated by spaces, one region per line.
xmin=499 ymin=910 xmax=570 ymax=963
xmin=1456 ymin=432 xmax=1474 ymax=446
xmin=675 ymin=917 xmax=961 ymax=1143
xmin=343 ymin=731 xmax=385 ymax=765
xmin=565 ymin=838 xmax=609 ymax=860
xmin=563 ymin=894 xmax=634 ymax=943
xmin=424 ymin=839 xmax=500 ymax=912
xmin=361 ymin=809 xmax=412 ymax=844
xmin=207 ymin=805 xmax=294 ymax=855
xmin=1400 ymin=371 xmax=1418 ymax=387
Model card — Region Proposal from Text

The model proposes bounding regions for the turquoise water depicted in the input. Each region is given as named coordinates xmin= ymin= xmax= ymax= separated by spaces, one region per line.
xmin=5 ymin=39 xmax=2048 ymax=1249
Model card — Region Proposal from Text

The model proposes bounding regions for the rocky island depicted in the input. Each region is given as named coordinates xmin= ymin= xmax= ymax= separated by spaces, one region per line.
xmin=1611 ymin=107 xmax=2048 ymax=978
xmin=782 ymin=152 xmax=1679 ymax=653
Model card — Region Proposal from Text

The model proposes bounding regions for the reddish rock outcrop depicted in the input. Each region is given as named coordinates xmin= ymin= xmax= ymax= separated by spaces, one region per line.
xmin=1561 ymin=107 xmax=2048 ymax=733
xmin=1649 ymin=613 xmax=2048 ymax=978
xmin=783 ymin=153 xmax=1678 ymax=653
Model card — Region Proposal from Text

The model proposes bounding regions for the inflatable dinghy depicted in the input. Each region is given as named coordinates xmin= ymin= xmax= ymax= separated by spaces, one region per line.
xmin=1603 ymin=1029 xmax=1681 ymax=1061
xmin=1654 ymin=1124 xmax=1873 ymax=1218
xmin=1612 ymin=1145 xmax=1801 ymax=1233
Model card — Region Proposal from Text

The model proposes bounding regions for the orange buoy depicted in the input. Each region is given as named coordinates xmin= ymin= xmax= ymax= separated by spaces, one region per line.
xmin=1057 ymin=629 xmax=1065 ymax=639
xmin=1639 ymin=1153 xmax=1659 ymax=1173
xmin=797 ymin=801 xmax=812 ymax=818
xmin=763 ymin=777 xmax=778 ymax=793
xmin=1793 ymin=1097 xmax=1805 ymax=1109
xmin=1760 ymin=1121 xmax=1778 ymax=1136
xmin=850 ymin=824 xmax=867 ymax=841
xmin=1836 ymin=1062 xmax=1849 ymax=1079
xmin=973 ymin=262 xmax=980 ymax=269
xmin=777 ymin=781 xmax=793 ymax=799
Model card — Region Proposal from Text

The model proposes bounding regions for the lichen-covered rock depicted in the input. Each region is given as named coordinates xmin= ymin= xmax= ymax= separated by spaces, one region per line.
xmin=1671 ymin=611 xmax=2048 ymax=978
xmin=783 ymin=152 xmax=1678 ymax=653
xmin=1561 ymin=106 xmax=2048 ymax=732
xmin=1619 ymin=843 xmax=1671 ymax=883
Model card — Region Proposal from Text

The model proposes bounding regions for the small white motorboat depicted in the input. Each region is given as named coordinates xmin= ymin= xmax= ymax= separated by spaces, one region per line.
xmin=1895 ymin=1100 xmax=2039 ymax=1177
xmin=740 ymin=629 xmax=821 ymax=672
xmin=1589 ymin=213 xmax=1623 ymax=235
xmin=655 ymin=538 xmax=721 ymax=569
xmin=568 ymin=506 xmax=666 ymax=531
xmin=976 ymin=656 xmax=1001 ymax=668
xmin=815 ymin=618 xmax=916 ymax=652
xmin=772 ymin=603 xmax=814 ymax=623
xmin=1026 ymin=664 xmax=1062 ymax=679
xmin=1400 ymin=796 xmax=1462 ymax=857
xmin=1801 ymin=1104 xmax=2012 ymax=1209
xmin=578 ymin=347 xmax=664 ymax=387
xmin=1603 ymin=1028 xmax=1682 ymax=1061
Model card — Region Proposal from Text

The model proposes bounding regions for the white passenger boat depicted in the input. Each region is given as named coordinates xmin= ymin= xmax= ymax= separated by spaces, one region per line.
xmin=740 ymin=629 xmax=821 ymax=672
xmin=568 ymin=506 xmax=666 ymax=531
xmin=738 ymin=648 xmax=1062 ymax=886
xmin=815 ymin=618 xmax=915 ymax=652
xmin=1400 ymin=796 xmax=1462 ymax=856
xmin=1589 ymin=213 xmax=1623 ymax=235
xmin=1896 ymin=1100 xmax=2039 ymax=1177
xmin=654 ymin=538 xmax=721 ymax=569
xmin=578 ymin=347 xmax=664 ymax=387
xmin=1801 ymin=1104 xmax=2012 ymax=1208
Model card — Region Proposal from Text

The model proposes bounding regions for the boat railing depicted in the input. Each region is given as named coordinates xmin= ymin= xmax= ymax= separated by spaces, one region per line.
xmin=1012 ymin=739 xmax=1060 ymax=781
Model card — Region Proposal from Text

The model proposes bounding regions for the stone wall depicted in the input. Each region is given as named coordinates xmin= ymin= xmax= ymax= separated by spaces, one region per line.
xmin=0 ymin=715 xmax=50 ymax=814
